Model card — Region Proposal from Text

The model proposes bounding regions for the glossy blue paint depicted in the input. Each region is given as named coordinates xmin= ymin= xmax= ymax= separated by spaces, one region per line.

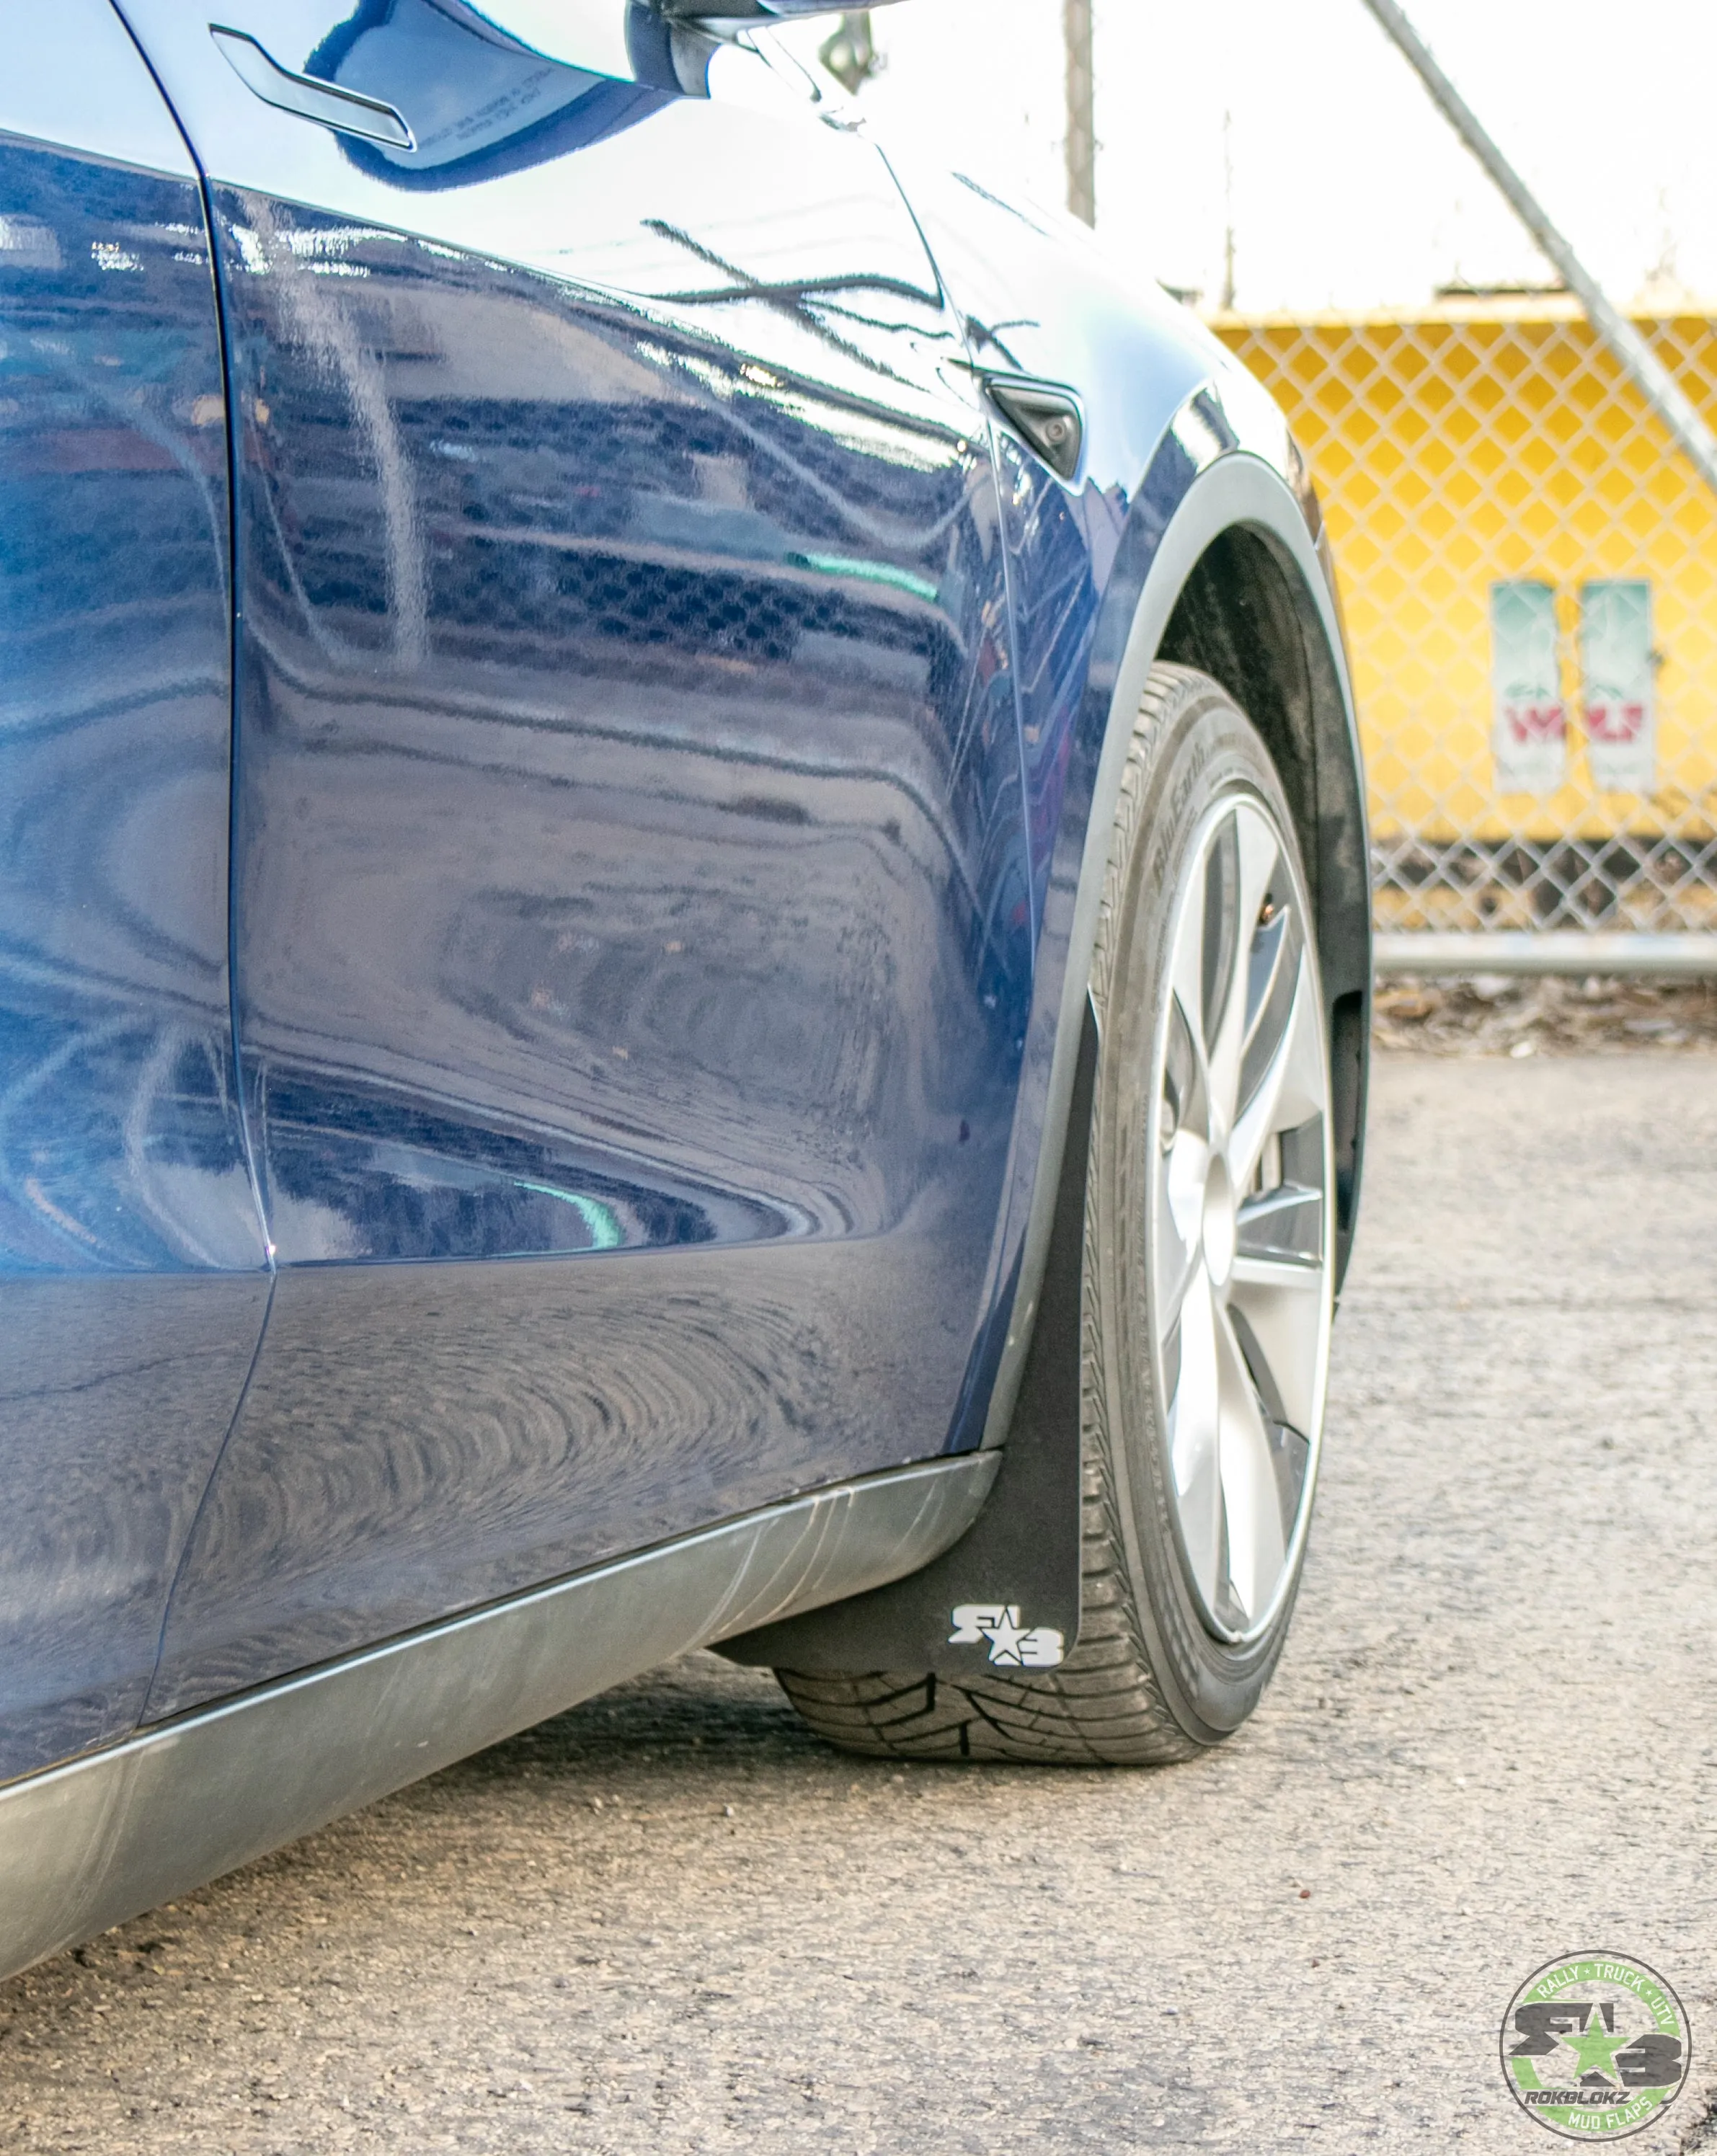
xmin=0 ymin=0 xmax=1355 ymax=1780
xmin=0 ymin=10 xmax=270 ymax=1780
xmin=900 ymin=157 xmax=1319 ymax=1355
xmin=123 ymin=4 xmax=1037 ymax=1711
xmin=897 ymin=157 xmax=1222 ymax=892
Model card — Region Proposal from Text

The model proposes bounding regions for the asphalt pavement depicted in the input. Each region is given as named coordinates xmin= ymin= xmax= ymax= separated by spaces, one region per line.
xmin=5 ymin=1050 xmax=1717 ymax=2154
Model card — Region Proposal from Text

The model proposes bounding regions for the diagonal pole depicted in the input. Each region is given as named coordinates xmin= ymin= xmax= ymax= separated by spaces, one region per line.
xmin=1359 ymin=0 xmax=1717 ymax=504
xmin=1064 ymin=0 xmax=1095 ymax=226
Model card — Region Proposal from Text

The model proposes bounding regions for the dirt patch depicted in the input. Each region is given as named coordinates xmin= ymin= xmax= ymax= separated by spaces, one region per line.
xmin=1373 ymin=973 xmax=1717 ymax=1055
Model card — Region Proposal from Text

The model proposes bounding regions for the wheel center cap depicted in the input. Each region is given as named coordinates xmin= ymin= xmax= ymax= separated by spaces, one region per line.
xmin=1202 ymin=1154 xmax=1237 ymax=1287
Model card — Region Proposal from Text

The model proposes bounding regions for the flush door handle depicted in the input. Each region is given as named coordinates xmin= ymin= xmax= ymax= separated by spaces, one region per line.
xmin=210 ymin=26 xmax=415 ymax=149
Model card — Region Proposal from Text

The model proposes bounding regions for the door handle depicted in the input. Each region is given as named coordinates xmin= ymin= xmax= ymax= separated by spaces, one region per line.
xmin=210 ymin=26 xmax=415 ymax=150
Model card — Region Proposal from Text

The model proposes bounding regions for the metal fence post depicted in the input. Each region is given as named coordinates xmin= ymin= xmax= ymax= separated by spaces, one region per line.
xmin=1358 ymin=0 xmax=1717 ymax=510
xmin=1064 ymin=0 xmax=1095 ymax=226
xmin=1205 ymin=0 xmax=1717 ymax=976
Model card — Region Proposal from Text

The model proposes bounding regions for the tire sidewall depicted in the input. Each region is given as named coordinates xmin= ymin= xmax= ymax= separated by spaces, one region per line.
xmin=1088 ymin=670 xmax=1327 ymax=1743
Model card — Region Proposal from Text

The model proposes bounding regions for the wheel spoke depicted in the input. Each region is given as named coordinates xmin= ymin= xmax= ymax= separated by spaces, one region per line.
xmin=1215 ymin=1305 xmax=1288 ymax=1627
xmin=1156 ymin=990 xmax=1210 ymax=1319
xmin=1237 ymin=901 xmax=1303 ymax=1117
xmin=1204 ymin=807 xmax=1280 ymax=1127
xmin=1227 ymin=954 xmax=1324 ymax=1199
xmin=1156 ymin=1204 xmax=1205 ymax=1337
xmin=1167 ymin=911 xmax=1213 ymax=1105
xmin=1162 ymin=988 xmax=1203 ymax=1145
xmin=1226 ymin=1256 xmax=1326 ymax=1437
xmin=1198 ymin=811 xmax=1240 ymax=1054
xmin=1167 ymin=1266 xmax=1223 ymax=1610
xmin=1235 ymin=1183 xmax=1323 ymax=1264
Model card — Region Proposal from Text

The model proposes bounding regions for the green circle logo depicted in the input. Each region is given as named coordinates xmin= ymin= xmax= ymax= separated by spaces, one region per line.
xmin=1501 ymin=1953 xmax=1690 ymax=2139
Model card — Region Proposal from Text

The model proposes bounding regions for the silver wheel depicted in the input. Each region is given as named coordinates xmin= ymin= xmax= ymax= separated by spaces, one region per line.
xmin=1152 ymin=792 xmax=1334 ymax=1644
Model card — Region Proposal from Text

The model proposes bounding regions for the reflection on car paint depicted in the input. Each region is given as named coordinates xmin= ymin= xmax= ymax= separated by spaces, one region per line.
xmin=147 ymin=52 xmax=1039 ymax=1703
xmin=258 ymin=1065 xmax=803 ymax=1262
xmin=0 ymin=137 xmax=270 ymax=1778
xmin=0 ymin=0 xmax=1352 ymax=1790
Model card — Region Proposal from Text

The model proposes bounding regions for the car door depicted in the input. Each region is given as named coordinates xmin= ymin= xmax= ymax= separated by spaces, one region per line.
xmin=120 ymin=1 xmax=1035 ymax=1713
xmin=0 ymin=4 xmax=272 ymax=1778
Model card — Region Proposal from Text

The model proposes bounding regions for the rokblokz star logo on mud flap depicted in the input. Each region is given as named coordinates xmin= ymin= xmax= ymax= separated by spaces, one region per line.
xmin=947 ymin=1605 xmax=1065 ymax=1667
xmin=1501 ymin=1952 xmax=1690 ymax=2139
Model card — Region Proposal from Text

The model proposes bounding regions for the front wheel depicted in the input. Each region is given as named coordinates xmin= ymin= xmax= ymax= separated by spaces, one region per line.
xmin=776 ymin=665 xmax=1336 ymax=1762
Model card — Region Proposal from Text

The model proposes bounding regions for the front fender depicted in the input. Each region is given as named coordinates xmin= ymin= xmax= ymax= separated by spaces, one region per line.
xmin=885 ymin=158 xmax=1367 ymax=1414
xmin=717 ymin=410 xmax=1372 ymax=1678
xmin=982 ymin=396 xmax=1371 ymax=1453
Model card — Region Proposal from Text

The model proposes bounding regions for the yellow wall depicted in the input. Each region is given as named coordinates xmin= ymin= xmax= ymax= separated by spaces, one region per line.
xmin=1212 ymin=305 xmax=1717 ymax=852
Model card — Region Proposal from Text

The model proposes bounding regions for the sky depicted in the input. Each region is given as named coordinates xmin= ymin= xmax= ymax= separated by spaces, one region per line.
xmin=772 ymin=1 xmax=1717 ymax=314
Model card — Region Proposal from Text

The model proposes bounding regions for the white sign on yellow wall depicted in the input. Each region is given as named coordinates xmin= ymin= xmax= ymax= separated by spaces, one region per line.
xmin=1581 ymin=580 xmax=1656 ymax=796
xmin=1490 ymin=580 xmax=1566 ymax=796
xmin=1215 ymin=306 xmax=1717 ymax=877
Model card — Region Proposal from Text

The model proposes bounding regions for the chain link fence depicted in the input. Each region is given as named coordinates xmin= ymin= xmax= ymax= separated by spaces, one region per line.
xmin=1213 ymin=302 xmax=1717 ymax=966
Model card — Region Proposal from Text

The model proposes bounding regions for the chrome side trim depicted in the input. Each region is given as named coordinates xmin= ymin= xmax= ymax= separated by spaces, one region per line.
xmin=980 ymin=445 xmax=1352 ymax=1450
xmin=0 ymin=1450 xmax=996 ymax=1982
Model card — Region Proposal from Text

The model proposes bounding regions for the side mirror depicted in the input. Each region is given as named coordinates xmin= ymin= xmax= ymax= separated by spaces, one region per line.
xmin=446 ymin=4 xmax=906 ymax=86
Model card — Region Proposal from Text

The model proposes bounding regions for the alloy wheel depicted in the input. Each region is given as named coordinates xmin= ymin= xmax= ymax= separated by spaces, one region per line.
xmin=1149 ymin=791 xmax=1334 ymax=1645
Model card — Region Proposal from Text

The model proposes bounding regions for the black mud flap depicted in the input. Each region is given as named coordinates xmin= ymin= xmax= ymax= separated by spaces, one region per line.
xmin=718 ymin=1008 xmax=1095 ymax=1679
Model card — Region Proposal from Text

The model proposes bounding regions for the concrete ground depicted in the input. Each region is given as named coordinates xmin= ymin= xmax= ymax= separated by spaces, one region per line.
xmin=5 ymin=1051 xmax=1717 ymax=2153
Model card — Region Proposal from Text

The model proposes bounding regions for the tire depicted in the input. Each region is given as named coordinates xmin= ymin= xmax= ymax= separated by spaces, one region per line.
xmin=776 ymin=665 xmax=1336 ymax=1763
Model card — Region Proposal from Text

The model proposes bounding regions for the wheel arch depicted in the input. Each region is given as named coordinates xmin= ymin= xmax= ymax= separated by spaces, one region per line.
xmin=982 ymin=422 xmax=1371 ymax=1458
xmin=1155 ymin=519 xmax=1372 ymax=1283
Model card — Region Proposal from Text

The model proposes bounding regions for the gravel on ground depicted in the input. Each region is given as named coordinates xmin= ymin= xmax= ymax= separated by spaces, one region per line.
xmin=4 ymin=1051 xmax=1716 ymax=2153
xmin=1374 ymin=973 xmax=1717 ymax=1056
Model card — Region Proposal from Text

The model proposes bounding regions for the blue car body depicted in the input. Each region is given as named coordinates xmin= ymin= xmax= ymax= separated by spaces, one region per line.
xmin=0 ymin=0 xmax=1369 ymax=1976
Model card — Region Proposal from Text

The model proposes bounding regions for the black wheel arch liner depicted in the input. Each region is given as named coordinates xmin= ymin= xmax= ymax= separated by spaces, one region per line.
xmin=722 ymin=383 xmax=1371 ymax=1678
